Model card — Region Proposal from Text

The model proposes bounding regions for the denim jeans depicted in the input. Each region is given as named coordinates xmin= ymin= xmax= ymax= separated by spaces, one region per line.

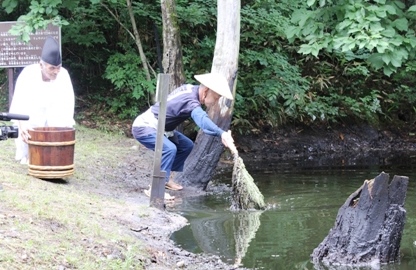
xmin=134 ymin=130 xmax=193 ymax=183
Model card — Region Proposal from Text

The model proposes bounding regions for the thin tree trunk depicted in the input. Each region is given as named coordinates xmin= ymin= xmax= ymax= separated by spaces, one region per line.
xmin=181 ymin=0 xmax=240 ymax=189
xmin=126 ymin=0 xmax=151 ymax=81
xmin=100 ymin=1 xmax=151 ymax=81
xmin=160 ymin=0 xmax=185 ymax=133
xmin=160 ymin=0 xmax=185 ymax=89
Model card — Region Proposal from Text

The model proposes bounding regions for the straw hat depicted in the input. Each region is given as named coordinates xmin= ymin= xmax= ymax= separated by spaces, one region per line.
xmin=194 ymin=73 xmax=233 ymax=100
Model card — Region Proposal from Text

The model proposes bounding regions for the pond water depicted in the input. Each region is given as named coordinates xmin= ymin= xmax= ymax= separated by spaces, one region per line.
xmin=170 ymin=159 xmax=416 ymax=269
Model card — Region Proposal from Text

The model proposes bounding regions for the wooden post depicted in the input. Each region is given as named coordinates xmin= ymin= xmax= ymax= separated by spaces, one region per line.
xmin=8 ymin=68 xmax=14 ymax=109
xmin=149 ymin=74 xmax=170 ymax=209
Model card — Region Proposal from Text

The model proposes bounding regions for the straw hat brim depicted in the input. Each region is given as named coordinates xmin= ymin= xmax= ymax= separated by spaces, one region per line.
xmin=194 ymin=73 xmax=233 ymax=100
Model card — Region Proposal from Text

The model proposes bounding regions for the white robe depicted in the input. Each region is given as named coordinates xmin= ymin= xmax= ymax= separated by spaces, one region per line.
xmin=9 ymin=63 xmax=75 ymax=161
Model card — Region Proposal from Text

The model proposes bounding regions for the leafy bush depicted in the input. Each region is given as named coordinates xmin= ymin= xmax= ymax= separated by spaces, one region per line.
xmin=286 ymin=0 xmax=416 ymax=76
xmin=235 ymin=49 xmax=312 ymax=131
xmin=103 ymin=52 xmax=155 ymax=119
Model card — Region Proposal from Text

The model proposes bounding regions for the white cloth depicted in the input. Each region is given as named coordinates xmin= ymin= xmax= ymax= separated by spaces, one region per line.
xmin=132 ymin=108 xmax=158 ymax=129
xmin=9 ymin=63 xmax=75 ymax=161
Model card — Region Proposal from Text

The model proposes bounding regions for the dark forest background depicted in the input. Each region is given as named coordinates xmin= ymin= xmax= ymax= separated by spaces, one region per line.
xmin=1 ymin=0 xmax=416 ymax=135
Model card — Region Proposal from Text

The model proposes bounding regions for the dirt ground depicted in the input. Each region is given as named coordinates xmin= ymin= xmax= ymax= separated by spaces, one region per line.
xmin=68 ymin=129 xmax=245 ymax=270
xmin=74 ymin=122 xmax=416 ymax=270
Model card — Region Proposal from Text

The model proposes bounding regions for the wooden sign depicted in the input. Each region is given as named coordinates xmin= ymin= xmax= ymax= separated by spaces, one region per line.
xmin=0 ymin=22 xmax=61 ymax=68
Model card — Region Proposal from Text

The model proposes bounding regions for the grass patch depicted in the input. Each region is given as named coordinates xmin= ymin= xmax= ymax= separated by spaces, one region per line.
xmin=0 ymin=124 xmax=148 ymax=270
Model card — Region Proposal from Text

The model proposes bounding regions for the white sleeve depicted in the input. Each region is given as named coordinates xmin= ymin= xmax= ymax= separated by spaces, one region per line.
xmin=59 ymin=68 xmax=75 ymax=126
xmin=9 ymin=67 xmax=32 ymax=116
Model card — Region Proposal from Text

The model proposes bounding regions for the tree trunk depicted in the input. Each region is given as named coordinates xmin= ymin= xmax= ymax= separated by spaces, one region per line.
xmin=311 ymin=172 xmax=409 ymax=267
xmin=180 ymin=0 xmax=240 ymax=189
xmin=160 ymin=0 xmax=185 ymax=89
xmin=160 ymin=0 xmax=185 ymax=133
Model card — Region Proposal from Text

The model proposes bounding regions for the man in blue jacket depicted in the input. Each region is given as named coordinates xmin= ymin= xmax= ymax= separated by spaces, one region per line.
xmin=132 ymin=73 xmax=237 ymax=193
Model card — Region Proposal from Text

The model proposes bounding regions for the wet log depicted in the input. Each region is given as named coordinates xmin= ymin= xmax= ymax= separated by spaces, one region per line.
xmin=311 ymin=172 xmax=409 ymax=268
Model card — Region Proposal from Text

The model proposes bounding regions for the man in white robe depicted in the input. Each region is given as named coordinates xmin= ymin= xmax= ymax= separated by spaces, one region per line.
xmin=9 ymin=36 xmax=75 ymax=164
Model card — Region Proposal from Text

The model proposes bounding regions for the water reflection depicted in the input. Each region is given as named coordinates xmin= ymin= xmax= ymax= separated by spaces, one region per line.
xmin=233 ymin=211 xmax=263 ymax=267
xmin=170 ymin=195 xmax=263 ymax=266
xmin=171 ymin=162 xmax=416 ymax=269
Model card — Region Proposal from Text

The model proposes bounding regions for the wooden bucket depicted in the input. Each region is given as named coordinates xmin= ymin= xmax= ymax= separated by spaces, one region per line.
xmin=28 ymin=127 xmax=76 ymax=179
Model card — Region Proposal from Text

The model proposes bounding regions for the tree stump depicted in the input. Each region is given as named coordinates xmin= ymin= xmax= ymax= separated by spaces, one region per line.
xmin=311 ymin=172 xmax=409 ymax=267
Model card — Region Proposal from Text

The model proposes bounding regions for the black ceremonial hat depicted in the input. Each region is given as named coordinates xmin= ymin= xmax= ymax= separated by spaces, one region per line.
xmin=41 ymin=36 xmax=61 ymax=66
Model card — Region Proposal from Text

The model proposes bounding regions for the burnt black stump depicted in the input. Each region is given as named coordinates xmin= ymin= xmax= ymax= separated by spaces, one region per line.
xmin=311 ymin=172 xmax=409 ymax=268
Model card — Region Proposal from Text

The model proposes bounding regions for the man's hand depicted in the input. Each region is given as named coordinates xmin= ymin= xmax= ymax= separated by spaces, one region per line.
xmin=221 ymin=130 xmax=238 ymax=155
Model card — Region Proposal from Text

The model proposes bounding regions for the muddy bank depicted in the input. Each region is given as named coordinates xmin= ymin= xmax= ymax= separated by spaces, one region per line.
xmin=234 ymin=123 xmax=416 ymax=170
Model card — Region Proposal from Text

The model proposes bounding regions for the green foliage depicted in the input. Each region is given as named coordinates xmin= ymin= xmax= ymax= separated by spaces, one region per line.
xmin=6 ymin=0 xmax=69 ymax=42
xmin=2 ymin=0 xmax=415 ymax=133
xmin=103 ymin=52 xmax=156 ymax=119
xmin=236 ymin=48 xmax=311 ymax=129
xmin=286 ymin=0 xmax=416 ymax=76
xmin=176 ymin=0 xmax=214 ymax=27
xmin=383 ymin=84 xmax=416 ymax=115
xmin=383 ymin=62 xmax=416 ymax=122
xmin=176 ymin=0 xmax=217 ymax=73
xmin=234 ymin=1 xmax=336 ymax=131
xmin=2 ymin=0 xmax=19 ymax=14
xmin=328 ymin=90 xmax=381 ymax=123
xmin=60 ymin=2 xmax=117 ymax=95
